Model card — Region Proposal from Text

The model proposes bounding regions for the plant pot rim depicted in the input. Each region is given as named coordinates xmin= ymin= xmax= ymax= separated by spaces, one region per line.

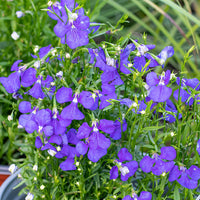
xmin=0 ymin=169 xmax=25 ymax=200
xmin=0 ymin=165 xmax=11 ymax=175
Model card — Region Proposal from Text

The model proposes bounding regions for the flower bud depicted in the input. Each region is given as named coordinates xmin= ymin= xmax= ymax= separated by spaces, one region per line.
xmin=11 ymin=32 xmax=19 ymax=40
xmin=65 ymin=53 xmax=70 ymax=59
xmin=25 ymin=193 xmax=34 ymax=200
xmin=33 ymin=165 xmax=38 ymax=171
xmin=16 ymin=11 xmax=24 ymax=18
xmin=8 ymin=164 xmax=17 ymax=174
xmin=40 ymin=185 xmax=45 ymax=190
xmin=7 ymin=115 xmax=13 ymax=121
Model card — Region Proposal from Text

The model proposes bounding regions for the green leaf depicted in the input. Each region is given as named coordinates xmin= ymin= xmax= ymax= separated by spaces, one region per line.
xmin=143 ymin=125 xmax=165 ymax=132
xmin=103 ymin=105 xmax=113 ymax=111
xmin=113 ymin=187 xmax=121 ymax=195
xmin=174 ymin=185 xmax=180 ymax=200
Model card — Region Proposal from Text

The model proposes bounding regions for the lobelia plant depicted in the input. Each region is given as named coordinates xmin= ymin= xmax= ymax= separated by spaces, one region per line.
xmin=1 ymin=0 xmax=200 ymax=200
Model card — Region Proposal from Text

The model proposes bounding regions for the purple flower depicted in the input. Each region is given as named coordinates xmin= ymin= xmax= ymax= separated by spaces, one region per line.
xmin=99 ymin=84 xmax=117 ymax=109
xmin=60 ymin=158 xmax=76 ymax=171
xmin=133 ymin=43 xmax=155 ymax=72
xmin=118 ymin=43 xmax=135 ymax=74
xmin=39 ymin=128 xmax=80 ymax=171
xmin=35 ymin=136 xmax=43 ymax=149
xmin=120 ymin=98 xmax=147 ymax=114
xmin=27 ymin=75 xmax=55 ymax=99
xmin=88 ymin=47 xmax=111 ymax=71
xmin=38 ymin=45 xmax=52 ymax=59
xmin=146 ymin=70 xmax=172 ymax=102
xmin=110 ymin=148 xmax=138 ymax=181
xmin=0 ymin=60 xmax=37 ymax=94
xmin=149 ymin=99 xmax=182 ymax=123
xmin=20 ymin=68 xmax=37 ymax=87
xmin=140 ymin=146 xmax=176 ymax=176
xmin=51 ymin=110 xmax=71 ymax=136
xmin=197 ymin=139 xmax=200 ymax=155
xmin=20 ymin=108 xmax=53 ymax=137
xmin=47 ymin=1 xmax=90 ymax=49
xmin=145 ymin=46 xmax=174 ymax=68
xmin=88 ymin=48 xmax=124 ymax=85
xmin=110 ymin=119 xmax=127 ymax=140
xmin=101 ymin=68 xmax=124 ymax=86
xmin=18 ymin=101 xmax=38 ymax=134
xmin=173 ymin=77 xmax=200 ymax=106
xmin=76 ymin=120 xmax=116 ymax=162
xmin=169 ymin=165 xmax=200 ymax=189
xmin=123 ymin=191 xmax=152 ymax=200
xmin=56 ymin=87 xmax=98 ymax=120
xmin=58 ymin=129 xmax=81 ymax=171
xmin=31 ymin=45 xmax=53 ymax=62
xmin=163 ymin=99 xmax=182 ymax=123
xmin=0 ymin=71 xmax=21 ymax=94
xmin=33 ymin=109 xmax=53 ymax=136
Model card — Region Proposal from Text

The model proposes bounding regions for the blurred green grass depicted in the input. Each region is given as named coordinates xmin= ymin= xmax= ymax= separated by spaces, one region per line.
xmin=0 ymin=0 xmax=57 ymax=72
xmin=1 ymin=0 xmax=200 ymax=75
xmin=0 ymin=0 xmax=58 ymax=164
xmin=87 ymin=0 xmax=200 ymax=77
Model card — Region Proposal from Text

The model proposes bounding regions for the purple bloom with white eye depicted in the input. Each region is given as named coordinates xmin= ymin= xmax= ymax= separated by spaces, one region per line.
xmin=47 ymin=1 xmax=90 ymax=49
xmin=43 ymin=128 xmax=80 ymax=161
xmin=30 ymin=109 xmax=53 ymax=136
xmin=88 ymin=48 xmax=124 ymax=85
xmin=176 ymin=77 xmax=200 ymax=90
xmin=27 ymin=75 xmax=55 ymax=99
xmin=31 ymin=44 xmax=53 ymax=62
xmin=110 ymin=148 xmax=138 ymax=181
xmin=169 ymin=165 xmax=200 ymax=189
xmin=0 ymin=60 xmax=37 ymax=94
xmin=76 ymin=119 xmax=116 ymax=162
xmin=146 ymin=70 xmax=172 ymax=102
xmin=145 ymin=46 xmax=174 ymax=68
xmin=120 ymin=98 xmax=147 ymax=114
xmin=140 ymin=146 xmax=176 ymax=176
xmin=20 ymin=107 xmax=53 ymax=140
xmin=123 ymin=191 xmax=152 ymax=200
xmin=56 ymin=87 xmax=99 ymax=120
xmin=133 ymin=43 xmax=155 ymax=72
xmin=51 ymin=128 xmax=81 ymax=171
xmin=173 ymin=77 xmax=200 ymax=106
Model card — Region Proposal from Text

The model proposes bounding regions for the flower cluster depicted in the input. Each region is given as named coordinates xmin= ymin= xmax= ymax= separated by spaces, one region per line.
xmin=47 ymin=0 xmax=91 ymax=49
xmin=110 ymin=148 xmax=138 ymax=181
xmin=1 ymin=0 xmax=200 ymax=199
